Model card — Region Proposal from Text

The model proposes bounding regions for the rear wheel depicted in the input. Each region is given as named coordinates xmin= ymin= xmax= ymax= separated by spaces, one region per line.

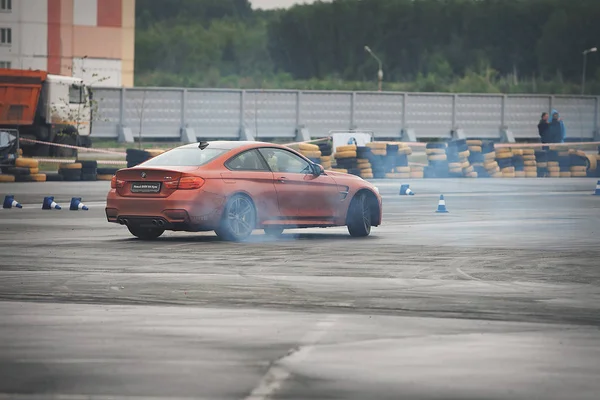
xmin=264 ymin=227 xmax=284 ymax=237
xmin=127 ymin=224 xmax=164 ymax=240
xmin=347 ymin=192 xmax=372 ymax=237
xmin=215 ymin=194 xmax=256 ymax=242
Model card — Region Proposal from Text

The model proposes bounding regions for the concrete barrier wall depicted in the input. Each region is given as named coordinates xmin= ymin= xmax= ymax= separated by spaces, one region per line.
xmin=89 ymin=87 xmax=600 ymax=142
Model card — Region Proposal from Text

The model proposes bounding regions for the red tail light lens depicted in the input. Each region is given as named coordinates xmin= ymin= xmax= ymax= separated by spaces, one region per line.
xmin=162 ymin=175 xmax=205 ymax=190
xmin=177 ymin=176 xmax=205 ymax=190
xmin=110 ymin=175 xmax=124 ymax=189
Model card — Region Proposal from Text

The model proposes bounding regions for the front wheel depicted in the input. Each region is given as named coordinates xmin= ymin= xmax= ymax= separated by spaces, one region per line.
xmin=347 ymin=192 xmax=372 ymax=237
xmin=215 ymin=194 xmax=256 ymax=242
xmin=127 ymin=225 xmax=164 ymax=240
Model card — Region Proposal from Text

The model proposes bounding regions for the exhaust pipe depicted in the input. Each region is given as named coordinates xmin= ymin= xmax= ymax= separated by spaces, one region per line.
xmin=157 ymin=220 xmax=165 ymax=227
xmin=152 ymin=219 xmax=158 ymax=226
xmin=122 ymin=218 xmax=129 ymax=226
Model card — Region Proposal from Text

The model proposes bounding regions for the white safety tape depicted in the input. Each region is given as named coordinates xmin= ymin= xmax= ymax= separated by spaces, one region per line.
xmin=19 ymin=137 xmax=127 ymax=156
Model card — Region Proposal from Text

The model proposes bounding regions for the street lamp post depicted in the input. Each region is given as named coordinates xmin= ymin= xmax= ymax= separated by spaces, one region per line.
xmin=364 ymin=45 xmax=383 ymax=92
xmin=582 ymin=47 xmax=597 ymax=95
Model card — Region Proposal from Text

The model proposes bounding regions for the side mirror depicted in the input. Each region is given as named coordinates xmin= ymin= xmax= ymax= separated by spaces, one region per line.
xmin=312 ymin=163 xmax=325 ymax=176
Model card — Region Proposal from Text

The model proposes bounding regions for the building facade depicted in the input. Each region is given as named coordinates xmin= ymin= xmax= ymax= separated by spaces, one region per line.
xmin=0 ymin=0 xmax=135 ymax=87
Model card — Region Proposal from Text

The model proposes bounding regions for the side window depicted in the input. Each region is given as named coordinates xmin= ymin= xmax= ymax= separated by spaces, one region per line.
xmin=225 ymin=149 xmax=270 ymax=171
xmin=258 ymin=148 xmax=311 ymax=174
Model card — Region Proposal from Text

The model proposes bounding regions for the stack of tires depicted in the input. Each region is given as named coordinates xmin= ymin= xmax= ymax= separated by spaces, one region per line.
xmin=126 ymin=148 xmax=165 ymax=168
xmin=79 ymin=160 xmax=98 ymax=181
xmin=535 ymin=150 xmax=548 ymax=177
xmin=0 ymin=157 xmax=46 ymax=182
xmin=317 ymin=141 xmax=333 ymax=170
xmin=482 ymin=142 xmax=501 ymax=178
xmin=447 ymin=140 xmax=476 ymax=178
xmin=333 ymin=144 xmax=359 ymax=175
xmin=569 ymin=150 xmax=589 ymax=178
xmin=512 ymin=149 xmax=526 ymax=178
xmin=424 ymin=142 xmax=449 ymax=178
xmin=467 ymin=140 xmax=488 ymax=177
xmin=521 ymin=149 xmax=538 ymax=178
xmin=296 ymin=143 xmax=322 ymax=164
xmin=496 ymin=148 xmax=515 ymax=178
xmin=547 ymin=149 xmax=560 ymax=177
xmin=97 ymin=167 xmax=120 ymax=181
xmin=58 ymin=162 xmax=83 ymax=181
xmin=558 ymin=150 xmax=571 ymax=178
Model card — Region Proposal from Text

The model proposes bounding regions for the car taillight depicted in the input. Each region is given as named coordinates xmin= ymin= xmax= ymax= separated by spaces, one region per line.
xmin=163 ymin=176 xmax=205 ymax=190
xmin=110 ymin=175 xmax=124 ymax=189
xmin=177 ymin=176 xmax=205 ymax=190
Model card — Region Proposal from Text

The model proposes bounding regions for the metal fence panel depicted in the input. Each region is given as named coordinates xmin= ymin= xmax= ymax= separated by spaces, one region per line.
xmin=186 ymin=90 xmax=241 ymax=139
xmin=455 ymin=95 xmax=503 ymax=138
xmin=124 ymin=89 xmax=182 ymax=139
xmin=300 ymin=92 xmax=353 ymax=137
xmin=244 ymin=91 xmax=297 ymax=138
xmin=552 ymin=97 xmax=596 ymax=140
xmin=91 ymin=88 xmax=121 ymax=138
xmin=505 ymin=95 xmax=551 ymax=139
xmin=354 ymin=92 xmax=403 ymax=138
xmin=88 ymin=87 xmax=599 ymax=142
xmin=405 ymin=94 xmax=453 ymax=138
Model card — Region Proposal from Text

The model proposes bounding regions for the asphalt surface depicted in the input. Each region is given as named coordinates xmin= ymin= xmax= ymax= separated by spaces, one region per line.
xmin=1 ymin=178 xmax=599 ymax=400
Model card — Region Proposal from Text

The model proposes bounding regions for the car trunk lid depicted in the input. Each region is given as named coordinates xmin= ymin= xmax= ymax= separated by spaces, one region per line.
xmin=115 ymin=166 xmax=199 ymax=198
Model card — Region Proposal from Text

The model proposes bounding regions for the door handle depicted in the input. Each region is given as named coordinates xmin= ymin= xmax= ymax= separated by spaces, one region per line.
xmin=277 ymin=177 xmax=287 ymax=183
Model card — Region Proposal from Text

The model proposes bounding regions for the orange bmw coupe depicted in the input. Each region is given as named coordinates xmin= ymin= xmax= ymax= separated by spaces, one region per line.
xmin=105 ymin=141 xmax=382 ymax=241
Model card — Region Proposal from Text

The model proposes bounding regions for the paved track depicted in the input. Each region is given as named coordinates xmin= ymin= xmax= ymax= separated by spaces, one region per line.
xmin=1 ymin=178 xmax=599 ymax=399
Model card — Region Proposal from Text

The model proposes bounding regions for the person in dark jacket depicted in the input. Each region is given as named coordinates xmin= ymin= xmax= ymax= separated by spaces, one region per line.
xmin=548 ymin=110 xmax=563 ymax=143
xmin=548 ymin=110 xmax=565 ymax=143
xmin=538 ymin=112 xmax=550 ymax=143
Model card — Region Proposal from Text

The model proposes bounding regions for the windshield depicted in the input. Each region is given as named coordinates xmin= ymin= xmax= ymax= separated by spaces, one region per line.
xmin=139 ymin=147 xmax=227 ymax=167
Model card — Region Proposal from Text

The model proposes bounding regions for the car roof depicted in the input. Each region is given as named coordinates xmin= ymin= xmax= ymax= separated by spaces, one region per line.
xmin=176 ymin=141 xmax=292 ymax=151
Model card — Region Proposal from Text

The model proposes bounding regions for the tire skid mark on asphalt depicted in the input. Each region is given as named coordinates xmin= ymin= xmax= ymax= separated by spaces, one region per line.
xmin=243 ymin=314 xmax=339 ymax=400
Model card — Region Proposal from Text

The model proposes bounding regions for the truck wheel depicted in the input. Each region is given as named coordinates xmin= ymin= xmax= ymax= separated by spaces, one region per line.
xmin=54 ymin=126 xmax=78 ymax=158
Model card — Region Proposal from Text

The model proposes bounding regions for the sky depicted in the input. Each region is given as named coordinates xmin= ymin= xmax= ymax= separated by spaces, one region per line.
xmin=250 ymin=0 xmax=332 ymax=10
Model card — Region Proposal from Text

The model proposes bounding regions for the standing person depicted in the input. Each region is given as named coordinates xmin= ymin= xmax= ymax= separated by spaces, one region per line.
xmin=548 ymin=109 xmax=565 ymax=143
xmin=538 ymin=112 xmax=550 ymax=143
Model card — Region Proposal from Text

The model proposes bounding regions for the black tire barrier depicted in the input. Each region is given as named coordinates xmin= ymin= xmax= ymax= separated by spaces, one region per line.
xmin=45 ymin=173 xmax=64 ymax=181
xmin=97 ymin=167 xmax=119 ymax=175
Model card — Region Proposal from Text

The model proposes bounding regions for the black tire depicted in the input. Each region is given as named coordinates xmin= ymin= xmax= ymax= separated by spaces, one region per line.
xmin=347 ymin=192 xmax=372 ymax=237
xmin=127 ymin=224 xmax=164 ymax=240
xmin=215 ymin=194 xmax=256 ymax=242
xmin=264 ymin=227 xmax=284 ymax=237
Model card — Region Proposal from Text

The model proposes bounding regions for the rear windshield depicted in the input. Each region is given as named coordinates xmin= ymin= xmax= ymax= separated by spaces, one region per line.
xmin=140 ymin=148 xmax=227 ymax=167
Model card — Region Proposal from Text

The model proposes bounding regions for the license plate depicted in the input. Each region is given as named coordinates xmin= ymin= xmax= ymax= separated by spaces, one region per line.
xmin=130 ymin=182 xmax=161 ymax=193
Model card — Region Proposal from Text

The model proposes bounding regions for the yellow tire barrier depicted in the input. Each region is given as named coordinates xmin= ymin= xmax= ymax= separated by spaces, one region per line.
xmin=366 ymin=142 xmax=387 ymax=149
xmin=385 ymin=173 xmax=410 ymax=179
xmin=361 ymin=173 xmax=374 ymax=179
xmin=0 ymin=174 xmax=16 ymax=182
xmin=468 ymin=146 xmax=482 ymax=152
xmin=334 ymin=151 xmax=357 ymax=159
xmin=428 ymin=154 xmax=447 ymax=161
xmin=336 ymin=145 xmax=357 ymax=153
xmin=371 ymin=149 xmax=387 ymax=156
xmin=59 ymin=162 xmax=83 ymax=169
xmin=467 ymin=140 xmax=482 ymax=146
xmin=426 ymin=148 xmax=446 ymax=155
xmin=395 ymin=167 xmax=411 ymax=173
xmin=15 ymin=158 xmax=39 ymax=168
xmin=524 ymin=160 xmax=536 ymax=166
xmin=560 ymin=172 xmax=571 ymax=178
xmin=301 ymin=151 xmax=322 ymax=158
xmin=410 ymin=171 xmax=424 ymax=179
xmin=299 ymin=143 xmax=320 ymax=151
xmin=29 ymin=174 xmax=47 ymax=182
xmin=496 ymin=152 xmax=513 ymax=159
xmin=484 ymin=152 xmax=497 ymax=160
xmin=28 ymin=168 xmax=39 ymax=174
xmin=97 ymin=174 xmax=114 ymax=181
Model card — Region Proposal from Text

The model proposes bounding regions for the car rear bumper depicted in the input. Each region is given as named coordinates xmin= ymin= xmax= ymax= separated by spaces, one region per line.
xmin=105 ymin=189 xmax=227 ymax=230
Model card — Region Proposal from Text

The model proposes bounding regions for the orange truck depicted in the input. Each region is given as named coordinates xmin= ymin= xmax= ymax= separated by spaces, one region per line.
xmin=0 ymin=68 xmax=93 ymax=158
